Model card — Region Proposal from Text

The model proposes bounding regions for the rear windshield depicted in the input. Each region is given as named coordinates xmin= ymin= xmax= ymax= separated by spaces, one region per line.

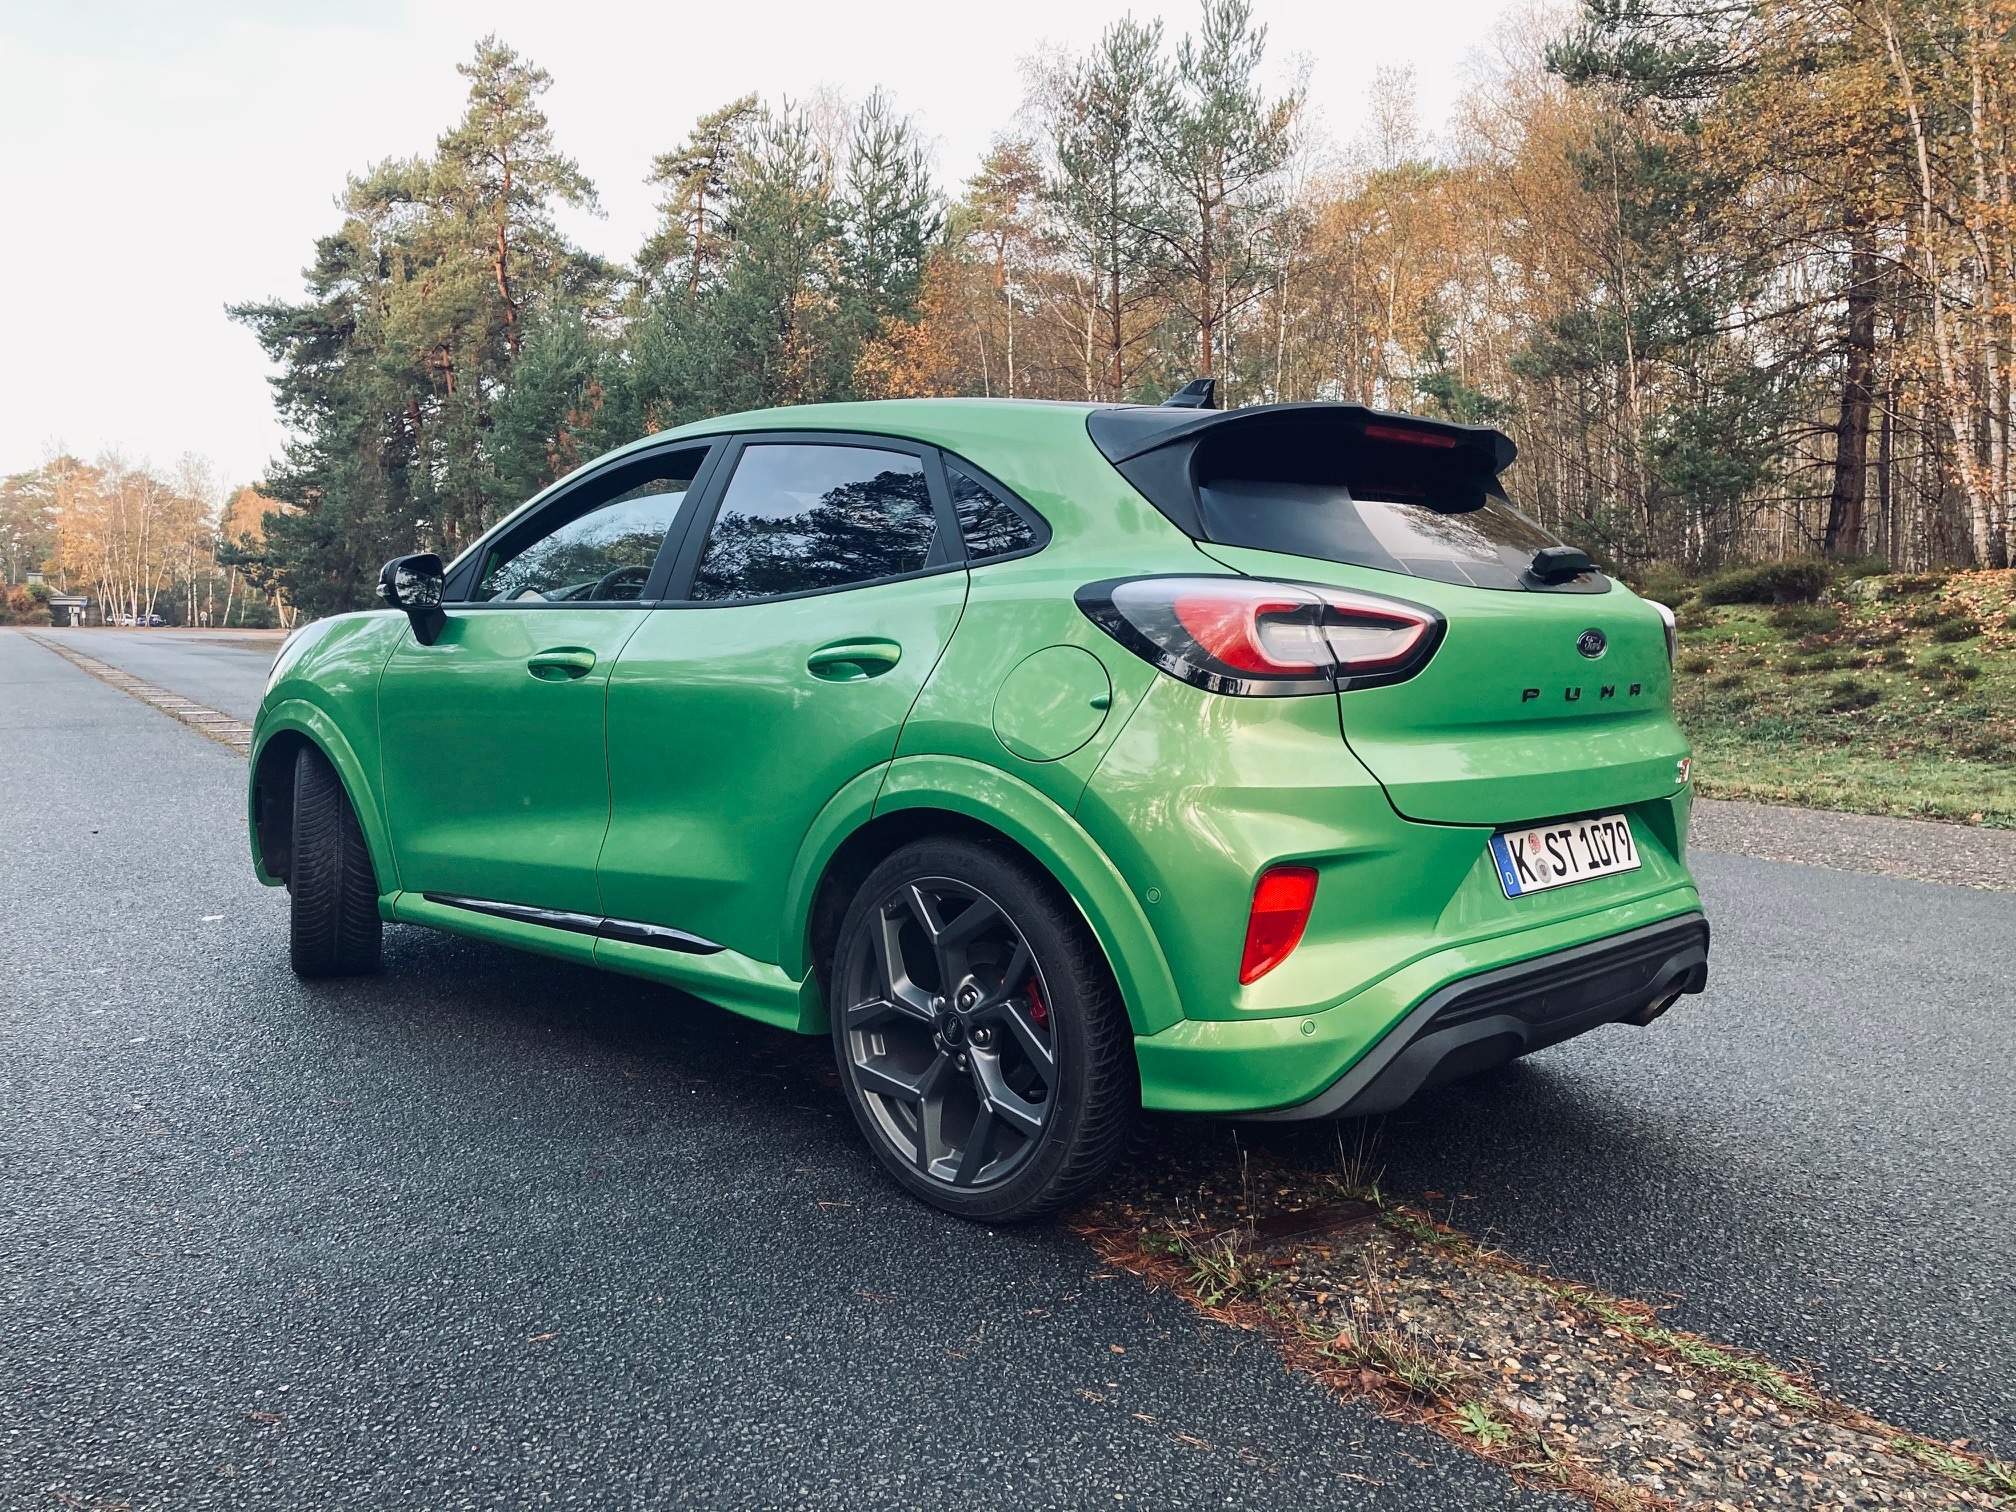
xmin=1195 ymin=429 xmax=1565 ymax=592
xmin=1198 ymin=479 xmax=1560 ymax=591
xmin=1087 ymin=406 xmax=1592 ymax=593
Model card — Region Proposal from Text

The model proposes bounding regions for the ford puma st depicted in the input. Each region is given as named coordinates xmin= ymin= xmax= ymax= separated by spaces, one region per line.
xmin=249 ymin=395 xmax=1709 ymax=1221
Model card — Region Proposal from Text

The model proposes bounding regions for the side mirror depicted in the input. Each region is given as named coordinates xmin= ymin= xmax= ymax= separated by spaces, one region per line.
xmin=377 ymin=553 xmax=447 ymax=644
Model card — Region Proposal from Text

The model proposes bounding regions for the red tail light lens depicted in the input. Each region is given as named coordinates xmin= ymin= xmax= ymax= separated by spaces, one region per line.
xmin=1078 ymin=576 xmax=1443 ymax=696
xmin=1240 ymin=865 xmax=1319 ymax=984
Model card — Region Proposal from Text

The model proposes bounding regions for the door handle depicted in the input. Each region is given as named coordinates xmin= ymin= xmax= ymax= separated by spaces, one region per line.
xmin=527 ymin=647 xmax=597 ymax=682
xmin=807 ymin=639 xmax=902 ymax=682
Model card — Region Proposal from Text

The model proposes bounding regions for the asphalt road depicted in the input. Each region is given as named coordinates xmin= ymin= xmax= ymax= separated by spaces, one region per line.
xmin=2 ymin=629 xmax=1561 ymax=1510
xmin=29 ymin=627 xmax=280 ymax=722
xmin=5 ymin=628 xmax=2012 ymax=1509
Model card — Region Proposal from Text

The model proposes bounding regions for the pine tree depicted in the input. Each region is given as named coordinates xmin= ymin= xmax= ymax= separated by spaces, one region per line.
xmin=1044 ymin=17 xmax=1171 ymax=399
xmin=1147 ymin=0 xmax=1300 ymax=392
xmin=640 ymin=95 xmax=761 ymax=298
xmin=837 ymin=89 xmax=942 ymax=334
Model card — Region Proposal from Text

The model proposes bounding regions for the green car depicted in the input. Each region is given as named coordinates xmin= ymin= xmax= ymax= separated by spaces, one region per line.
xmin=250 ymin=396 xmax=1708 ymax=1221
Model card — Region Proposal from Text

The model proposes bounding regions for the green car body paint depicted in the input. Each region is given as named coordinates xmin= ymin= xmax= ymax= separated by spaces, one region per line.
xmin=252 ymin=397 xmax=1707 ymax=1218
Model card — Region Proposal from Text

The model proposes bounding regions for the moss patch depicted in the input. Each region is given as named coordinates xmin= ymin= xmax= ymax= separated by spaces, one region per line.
xmin=1671 ymin=571 xmax=2016 ymax=827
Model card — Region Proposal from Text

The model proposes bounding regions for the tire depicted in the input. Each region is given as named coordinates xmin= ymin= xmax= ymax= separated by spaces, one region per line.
xmin=830 ymin=837 xmax=1137 ymax=1222
xmin=288 ymin=745 xmax=382 ymax=978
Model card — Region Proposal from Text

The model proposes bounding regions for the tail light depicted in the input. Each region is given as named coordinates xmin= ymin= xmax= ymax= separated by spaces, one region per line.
xmin=1076 ymin=576 xmax=1444 ymax=696
xmin=1651 ymin=600 xmax=1678 ymax=665
xmin=1240 ymin=865 xmax=1319 ymax=984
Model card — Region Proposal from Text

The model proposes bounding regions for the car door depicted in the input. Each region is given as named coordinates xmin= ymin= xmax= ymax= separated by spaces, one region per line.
xmin=377 ymin=441 xmax=720 ymax=915
xmin=597 ymin=434 xmax=969 ymax=963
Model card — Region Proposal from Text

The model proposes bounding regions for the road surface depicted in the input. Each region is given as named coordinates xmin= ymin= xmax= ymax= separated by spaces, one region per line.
xmin=4 ymin=627 xmax=2011 ymax=1509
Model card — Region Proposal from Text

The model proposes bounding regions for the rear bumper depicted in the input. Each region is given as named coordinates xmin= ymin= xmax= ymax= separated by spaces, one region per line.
xmin=1133 ymin=893 xmax=1708 ymax=1116
xmin=1243 ymin=914 xmax=1708 ymax=1120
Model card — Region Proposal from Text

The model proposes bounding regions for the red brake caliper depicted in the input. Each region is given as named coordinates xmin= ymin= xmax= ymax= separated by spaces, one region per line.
xmin=1026 ymin=975 xmax=1050 ymax=1029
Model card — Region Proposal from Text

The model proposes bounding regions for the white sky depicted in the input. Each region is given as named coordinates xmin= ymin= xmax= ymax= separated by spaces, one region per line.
xmin=0 ymin=0 xmax=1517 ymax=490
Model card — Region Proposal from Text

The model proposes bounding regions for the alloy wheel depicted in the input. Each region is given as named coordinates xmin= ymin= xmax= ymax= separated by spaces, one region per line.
xmin=839 ymin=877 xmax=1058 ymax=1189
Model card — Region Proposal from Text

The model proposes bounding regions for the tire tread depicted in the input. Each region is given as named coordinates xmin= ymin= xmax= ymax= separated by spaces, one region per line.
xmin=289 ymin=746 xmax=382 ymax=977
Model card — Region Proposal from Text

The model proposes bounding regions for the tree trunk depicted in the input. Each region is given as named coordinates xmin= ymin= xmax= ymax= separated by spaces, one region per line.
xmin=1825 ymin=232 xmax=1881 ymax=556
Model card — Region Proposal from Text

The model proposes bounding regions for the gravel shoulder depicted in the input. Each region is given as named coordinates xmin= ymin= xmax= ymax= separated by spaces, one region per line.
xmin=1692 ymin=795 xmax=2016 ymax=891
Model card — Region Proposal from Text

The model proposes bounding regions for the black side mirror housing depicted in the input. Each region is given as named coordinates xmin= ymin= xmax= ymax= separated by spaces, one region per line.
xmin=1528 ymin=545 xmax=1593 ymax=585
xmin=377 ymin=553 xmax=447 ymax=644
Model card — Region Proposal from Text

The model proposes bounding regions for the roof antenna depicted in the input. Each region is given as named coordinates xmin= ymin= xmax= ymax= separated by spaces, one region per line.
xmin=1159 ymin=378 xmax=1217 ymax=410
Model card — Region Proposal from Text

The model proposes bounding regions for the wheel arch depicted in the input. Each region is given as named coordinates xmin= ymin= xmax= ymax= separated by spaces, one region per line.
xmin=248 ymin=701 xmax=395 ymax=896
xmin=786 ymin=756 xmax=1186 ymax=1036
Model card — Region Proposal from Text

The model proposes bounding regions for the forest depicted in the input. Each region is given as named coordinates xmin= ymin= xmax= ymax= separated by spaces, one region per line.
xmin=13 ymin=0 xmax=2016 ymax=622
xmin=0 ymin=458 xmax=287 ymax=627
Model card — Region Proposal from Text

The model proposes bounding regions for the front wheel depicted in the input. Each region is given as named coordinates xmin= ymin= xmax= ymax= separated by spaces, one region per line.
xmin=288 ymin=745 xmax=382 ymax=978
xmin=830 ymin=838 xmax=1137 ymax=1222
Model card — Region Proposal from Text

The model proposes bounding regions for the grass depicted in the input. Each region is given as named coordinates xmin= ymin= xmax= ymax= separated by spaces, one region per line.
xmin=1889 ymin=1437 xmax=2016 ymax=1496
xmin=1181 ymin=1232 xmax=1279 ymax=1308
xmin=1667 ymin=569 xmax=2016 ymax=827
xmin=1453 ymin=1401 xmax=1512 ymax=1447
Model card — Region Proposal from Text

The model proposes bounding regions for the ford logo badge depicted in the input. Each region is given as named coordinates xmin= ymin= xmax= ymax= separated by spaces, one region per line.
xmin=1576 ymin=628 xmax=1608 ymax=659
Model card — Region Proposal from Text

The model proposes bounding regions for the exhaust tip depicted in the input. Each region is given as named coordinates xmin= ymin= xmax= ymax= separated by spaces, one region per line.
xmin=1622 ymin=989 xmax=1684 ymax=1027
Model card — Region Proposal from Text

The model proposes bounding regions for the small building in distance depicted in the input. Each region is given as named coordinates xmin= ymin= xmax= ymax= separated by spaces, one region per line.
xmin=47 ymin=595 xmax=89 ymax=627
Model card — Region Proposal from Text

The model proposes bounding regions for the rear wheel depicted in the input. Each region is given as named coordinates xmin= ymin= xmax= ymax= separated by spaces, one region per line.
xmin=830 ymin=838 xmax=1136 ymax=1222
xmin=288 ymin=745 xmax=382 ymax=978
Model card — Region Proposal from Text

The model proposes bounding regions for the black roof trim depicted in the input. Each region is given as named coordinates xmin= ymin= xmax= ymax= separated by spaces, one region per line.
xmin=1085 ymin=401 xmax=1517 ymax=474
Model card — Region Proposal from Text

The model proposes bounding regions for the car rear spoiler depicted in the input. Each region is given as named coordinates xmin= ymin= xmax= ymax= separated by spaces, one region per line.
xmin=1085 ymin=401 xmax=1517 ymax=540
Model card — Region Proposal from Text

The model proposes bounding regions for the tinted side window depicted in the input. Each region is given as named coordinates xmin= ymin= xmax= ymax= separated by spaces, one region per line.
xmin=690 ymin=444 xmax=938 ymax=601
xmin=946 ymin=462 xmax=1038 ymax=560
xmin=475 ymin=448 xmax=707 ymax=603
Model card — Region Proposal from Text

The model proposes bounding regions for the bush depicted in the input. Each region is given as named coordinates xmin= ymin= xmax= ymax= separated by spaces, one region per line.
xmin=1630 ymin=562 xmax=1698 ymax=608
xmin=1933 ymin=618 xmax=1983 ymax=642
xmin=1959 ymin=730 xmax=2014 ymax=761
xmin=1921 ymin=651 xmax=1981 ymax=681
xmin=1675 ymin=603 xmax=1719 ymax=632
xmin=1678 ymin=653 xmax=1714 ymax=675
xmin=1825 ymin=676 xmax=1882 ymax=712
xmin=1905 ymin=604 xmax=1965 ymax=628
xmin=0 ymin=585 xmax=52 ymax=626
xmin=1890 ymin=573 xmax=1949 ymax=595
xmin=1771 ymin=604 xmax=1842 ymax=636
xmin=1697 ymin=558 xmax=1832 ymax=605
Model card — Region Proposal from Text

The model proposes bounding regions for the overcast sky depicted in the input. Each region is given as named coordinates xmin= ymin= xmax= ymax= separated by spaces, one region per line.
xmin=0 ymin=0 xmax=1517 ymax=490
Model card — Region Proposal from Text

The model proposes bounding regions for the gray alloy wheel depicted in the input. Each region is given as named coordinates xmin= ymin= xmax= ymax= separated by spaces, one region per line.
xmin=831 ymin=838 xmax=1135 ymax=1222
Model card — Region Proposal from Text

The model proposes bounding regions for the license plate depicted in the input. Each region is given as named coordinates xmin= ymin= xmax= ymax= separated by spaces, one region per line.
xmin=1489 ymin=813 xmax=1640 ymax=898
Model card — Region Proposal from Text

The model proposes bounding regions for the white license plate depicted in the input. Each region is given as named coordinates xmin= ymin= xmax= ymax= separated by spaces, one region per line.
xmin=1488 ymin=813 xmax=1640 ymax=898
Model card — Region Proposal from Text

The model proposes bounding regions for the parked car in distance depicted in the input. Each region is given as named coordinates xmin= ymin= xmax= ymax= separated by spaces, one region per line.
xmin=249 ymin=395 xmax=1708 ymax=1221
xmin=114 ymin=613 xmax=167 ymax=626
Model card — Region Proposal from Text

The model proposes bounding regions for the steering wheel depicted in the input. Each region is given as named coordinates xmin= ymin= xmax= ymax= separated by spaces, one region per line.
xmin=588 ymin=564 xmax=652 ymax=601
